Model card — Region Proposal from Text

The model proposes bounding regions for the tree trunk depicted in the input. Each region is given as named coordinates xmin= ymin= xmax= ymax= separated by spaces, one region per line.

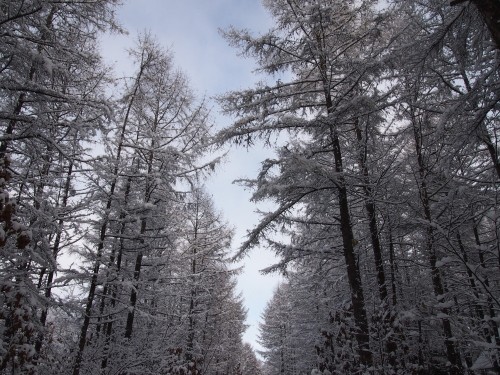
xmin=100 ymin=175 xmax=132 ymax=372
xmin=35 ymin=156 xmax=75 ymax=355
xmin=354 ymin=118 xmax=399 ymax=369
xmin=316 ymin=43 xmax=372 ymax=365
xmin=329 ymin=123 xmax=372 ymax=368
xmin=452 ymin=0 xmax=500 ymax=52
xmin=411 ymin=111 xmax=463 ymax=375
xmin=472 ymin=220 xmax=500 ymax=366
xmin=124 ymin=109 xmax=157 ymax=339
xmin=72 ymin=60 xmax=148 ymax=375
xmin=354 ymin=118 xmax=388 ymax=302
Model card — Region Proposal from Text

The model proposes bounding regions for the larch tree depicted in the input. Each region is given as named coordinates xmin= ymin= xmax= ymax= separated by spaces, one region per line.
xmin=0 ymin=1 xmax=118 ymax=373
xmin=222 ymin=0 xmax=500 ymax=374
xmin=387 ymin=0 xmax=500 ymax=372
xmin=218 ymin=0 xmax=394 ymax=370
xmin=69 ymin=33 xmax=251 ymax=375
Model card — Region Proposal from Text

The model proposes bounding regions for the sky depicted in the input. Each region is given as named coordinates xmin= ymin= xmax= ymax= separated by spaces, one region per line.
xmin=100 ymin=0 xmax=283 ymax=352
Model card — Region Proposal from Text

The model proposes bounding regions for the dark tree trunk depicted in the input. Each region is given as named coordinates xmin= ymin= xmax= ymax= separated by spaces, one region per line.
xmin=124 ymin=111 xmax=157 ymax=340
xmin=452 ymin=0 xmax=500 ymax=52
xmin=329 ymin=123 xmax=372 ymax=368
xmin=35 ymin=157 xmax=74 ymax=355
xmin=72 ymin=60 xmax=148 ymax=375
xmin=124 ymin=246 xmax=143 ymax=339
xmin=472 ymin=220 xmax=500 ymax=366
xmin=354 ymin=119 xmax=388 ymax=302
xmin=411 ymin=111 xmax=463 ymax=375
xmin=387 ymin=221 xmax=398 ymax=308
xmin=100 ymin=175 xmax=132 ymax=371
xmin=354 ymin=118 xmax=399 ymax=369
xmin=318 ymin=42 xmax=372 ymax=366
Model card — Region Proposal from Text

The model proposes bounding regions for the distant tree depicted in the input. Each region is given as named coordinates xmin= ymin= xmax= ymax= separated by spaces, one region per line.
xmin=239 ymin=343 xmax=263 ymax=375
xmin=259 ymin=283 xmax=294 ymax=375
xmin=181 ymin=187 xmax=234 ymax=372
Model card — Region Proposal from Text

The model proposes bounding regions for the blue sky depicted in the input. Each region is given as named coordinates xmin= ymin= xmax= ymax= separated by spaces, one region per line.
xmin=100 ymin=0 xmax=282 ymax=352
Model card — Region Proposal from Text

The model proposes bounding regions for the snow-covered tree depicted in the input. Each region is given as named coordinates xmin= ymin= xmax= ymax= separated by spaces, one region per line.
xmin=218 ymin=0 xmax=395 ymax=370
xmin=0 ymin=1 xmax=118 ymax=373
xmin=221 ymin=0 xmax=500 ymax=374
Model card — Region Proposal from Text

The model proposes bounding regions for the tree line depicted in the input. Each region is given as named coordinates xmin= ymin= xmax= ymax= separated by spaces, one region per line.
xmin=0 ymin=1 xmax=261 ymax=374
xmin=216 ymin=0 xmax=500 ymax=374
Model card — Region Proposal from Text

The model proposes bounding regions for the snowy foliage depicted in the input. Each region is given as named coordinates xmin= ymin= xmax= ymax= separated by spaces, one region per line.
xmin=1 ymin=0 xmax=500 ymax=374
xmin=0 ymin=3 xmax=252 ymax=375
xmin=218 ymin=0 xmax=500 ymax=374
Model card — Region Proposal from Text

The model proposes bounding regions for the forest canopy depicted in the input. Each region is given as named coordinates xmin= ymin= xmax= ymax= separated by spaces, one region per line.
xmin=0 ymin=1 xmax=499 ymax=375
xmin=218 ymin=0 xmax=500 ymax=374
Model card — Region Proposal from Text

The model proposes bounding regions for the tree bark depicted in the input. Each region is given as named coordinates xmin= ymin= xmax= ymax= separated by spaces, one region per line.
xmin=452 ymin=0 xmax=500 ymax=52
xmin=35 ymin=155 xmax=74 ymax=355
xmin=100 ymin=175 xmax=132 ymax=372
xmin=72 ymin=58 xmax=149 ymax=375
xmin=472 ymin=220 xmax=500 ymax=366
xmin=124 ymin=100 xmax=158 ymax=339
xmin=317 ymin=27 xmax=372 ymax=366
xmin=411 ymin=110 xmax=463 ymax=375
xmin=328 ymin=122 xmax=372 ymax=368
xmin=354 ymin=119 xmax=388 ymax=302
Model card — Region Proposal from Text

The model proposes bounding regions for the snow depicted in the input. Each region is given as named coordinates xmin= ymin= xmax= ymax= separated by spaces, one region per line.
xmin=471 ymin=351 xmax=494 ymax=370
xmin=11 ymin=221 xmax=22 ymax=231
xmin=435 ymin=313 xmax=450 ymax=319
xmin=434 ymin=300 xmax=454 ymax=309
xmin=435 ymin=256 xmax=454 ymax=268
xmin=398 ymin=310 xmax=417 ymax=322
